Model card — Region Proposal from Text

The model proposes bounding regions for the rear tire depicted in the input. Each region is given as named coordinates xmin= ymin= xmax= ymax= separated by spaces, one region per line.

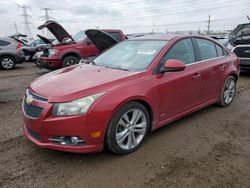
xmin=0 ymin=56 xmax=16 ymax=70
xmin=105 ymin=102 xmax=150 ymax=155
xmin=218 ymin=76 xmax=236 ymax=107
xmin=62 ymin=56 xmax=79 ymax=68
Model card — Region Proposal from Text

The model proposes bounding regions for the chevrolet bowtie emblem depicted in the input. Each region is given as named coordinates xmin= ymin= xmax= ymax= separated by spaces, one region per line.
xmin=26 ymin=94 xmax=33 ymax=105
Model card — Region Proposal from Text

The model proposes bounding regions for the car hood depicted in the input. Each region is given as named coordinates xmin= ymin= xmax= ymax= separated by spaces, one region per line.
xmin=85 ymin=29 xmax=118 ymax=52
xmin=37 ymin=34 xmax=53 ymax=45
xmin=38 ymin=20 xmax=73 ymax=43
xmin=230 ymin=23 xmax=250 ymax=44
xmin=8 ymin=33 xmax=27 ymax=38
xmin=29 ymin=64 xmax=141 ymax=102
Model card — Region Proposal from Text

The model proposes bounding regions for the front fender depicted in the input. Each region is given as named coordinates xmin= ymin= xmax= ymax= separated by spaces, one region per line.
xmin=83 ymin=75 xmax=159 ymax=143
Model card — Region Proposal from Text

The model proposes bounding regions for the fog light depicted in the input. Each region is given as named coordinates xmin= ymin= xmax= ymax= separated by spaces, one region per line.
xmin=71 ymin=136 xmax=79 ymax=146
xmin=59 ymin=136 xmax=66 ymax=145
xmin=49 ymin=136 xmax=84 ymax=146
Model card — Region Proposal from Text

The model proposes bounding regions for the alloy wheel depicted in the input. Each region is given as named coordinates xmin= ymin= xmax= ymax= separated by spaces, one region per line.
xmin=115 ymin=109 xmax=147 ymax=150
xmin=1 ymin=57 xmax=14 ymax=69
xmin=223 ymin=78 xmax=236 ymax=104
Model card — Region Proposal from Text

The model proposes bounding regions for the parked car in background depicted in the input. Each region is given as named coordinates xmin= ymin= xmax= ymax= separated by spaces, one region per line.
xmin=209 ymin=35 xmax=229 ymax=47
xmin=29 ymin=36 xmax=55 ymax=47
xmin=22 ymin=35 xmax=56 ymax=62
xmin=22 ymin=34 xmax=239 ymax=154
xmin=36 ymin=20 xmax=126 ymax=70
xmin=229 ymin=23 xmax=250 ymax=70
xmin=8 ymin=33 xmax=29 ymax=45
xmin=0 ymin=37 xmax=25 ymax=70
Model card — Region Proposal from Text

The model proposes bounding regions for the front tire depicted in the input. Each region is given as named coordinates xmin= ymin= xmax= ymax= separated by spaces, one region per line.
xmin=218 ymin=76 xmax=236 ymax=107
xmin=105 ymin=102 xmax=150 ymax=155
xmin=0 ymin=56 xmax=16 ymax=70
xmin=62 ymin=56 xmax=79 ymax=68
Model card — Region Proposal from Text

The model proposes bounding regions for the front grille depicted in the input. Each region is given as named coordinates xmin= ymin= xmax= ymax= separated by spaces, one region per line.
xmin=27 ymin=127 xmax=41 ymax=141
xmin=240 ymin=59 xmax=250 ymax=66
xmin=233 ymin=46 xmax=250 ymax=58
xmin=28 ymin=90 xmax=48 ymax=102
xmin=23 ymin=102 xmax=43 ymax=118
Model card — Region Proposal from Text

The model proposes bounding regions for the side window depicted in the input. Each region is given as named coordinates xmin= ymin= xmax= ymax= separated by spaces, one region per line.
xmin=162 ymin=38 xmax=195 ymax=65
xmin=0 ymin=40 xmax=11 ymax=46
xmin=107 ymin=32 xmax=122 ymax=42
xmin=196 ymin=39 xmax=217 ymax=60
xmin=215 ymin=44 xmax=224 ymax=57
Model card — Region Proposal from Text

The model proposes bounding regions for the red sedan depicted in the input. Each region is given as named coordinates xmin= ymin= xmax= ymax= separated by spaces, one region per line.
xmin=22 ymin=34 xmax=239 ymax=155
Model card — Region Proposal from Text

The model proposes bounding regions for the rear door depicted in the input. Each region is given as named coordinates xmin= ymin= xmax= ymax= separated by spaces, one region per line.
xmin=194 ymin=38 xmax=226 ymax=103
xmin=157 ymin=38 xmax=201 ymax=121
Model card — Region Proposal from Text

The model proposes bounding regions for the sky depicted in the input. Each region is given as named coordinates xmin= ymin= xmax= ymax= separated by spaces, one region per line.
xmin=0 ymin=0 xmax=250 ymax=38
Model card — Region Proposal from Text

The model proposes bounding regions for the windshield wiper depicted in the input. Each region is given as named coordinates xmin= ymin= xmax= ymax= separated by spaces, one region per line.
xmin=103 ymin=65 xmax=130 ymax=71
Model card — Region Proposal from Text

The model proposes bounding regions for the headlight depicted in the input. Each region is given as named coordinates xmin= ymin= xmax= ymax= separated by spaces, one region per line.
xmin=52 ymin=92 xmax=105 ymax=116
xmin=48 ymin=49 xmax=58 ymax=56
xmin=79 ymin=58 xmax=85 ymax=64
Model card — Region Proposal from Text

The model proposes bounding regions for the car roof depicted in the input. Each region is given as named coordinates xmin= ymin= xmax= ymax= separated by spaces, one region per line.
xmin=127 ymin=34 xmax=223 ymax=44
xmin=128 ymin=34 xmax=179 ymax=41
xmin=101 ymin=29 xmax=122 ymax=33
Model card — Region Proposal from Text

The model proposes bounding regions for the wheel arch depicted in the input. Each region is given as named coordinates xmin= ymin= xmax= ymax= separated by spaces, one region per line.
xmin=61 ymin=52 xmax=81 ymax=60
xmin=229 ymin=72 xmax=238 ymax=82
xmin=0 ymin=54 xmax=17 ymax=62
xmin=110 ymin=97 xmax=154 ymax=131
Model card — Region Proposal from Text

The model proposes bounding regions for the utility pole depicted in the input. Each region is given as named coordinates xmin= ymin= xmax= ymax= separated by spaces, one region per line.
xmin=14 ymin=22 xmax=18 ymax=33
xmin=17 ymin=4 xmax=33 ymax=40
xmin=207 ymin=14 xmax=211 ymax=35
xmin=40 ymin=7 xmax=53 ymax=38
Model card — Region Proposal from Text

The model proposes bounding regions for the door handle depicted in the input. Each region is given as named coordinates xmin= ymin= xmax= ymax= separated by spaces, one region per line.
xmin=193 ymin=73 xmax=201 ymax=80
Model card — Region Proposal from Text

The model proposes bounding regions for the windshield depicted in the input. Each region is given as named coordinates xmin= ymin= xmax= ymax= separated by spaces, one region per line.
xmin=72 ymin=31 xmax=86 ymax=42
xmin=93 ymin=40 xmax=167 ymax=71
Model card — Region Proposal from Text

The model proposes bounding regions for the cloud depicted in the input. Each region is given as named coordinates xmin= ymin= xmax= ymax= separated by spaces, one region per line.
xmin=0 ymin=0 xmax=249 ymax=38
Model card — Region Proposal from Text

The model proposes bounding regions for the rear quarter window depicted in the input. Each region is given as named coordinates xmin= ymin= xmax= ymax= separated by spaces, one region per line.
xmin=0 ymin=40 xmax=11 ymax=46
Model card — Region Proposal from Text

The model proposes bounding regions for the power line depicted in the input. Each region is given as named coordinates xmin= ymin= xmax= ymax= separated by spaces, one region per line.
xmin=40 ymin=7 xmax=53 ymax=37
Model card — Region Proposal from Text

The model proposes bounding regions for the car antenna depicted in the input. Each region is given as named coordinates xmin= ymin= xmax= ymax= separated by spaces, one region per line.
xmin=247 ymin=15 xmax=250 ymax=22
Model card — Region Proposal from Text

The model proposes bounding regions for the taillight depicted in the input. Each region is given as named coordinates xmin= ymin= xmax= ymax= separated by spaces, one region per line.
xmin=16 ymin=42 xmax=23 ymax=49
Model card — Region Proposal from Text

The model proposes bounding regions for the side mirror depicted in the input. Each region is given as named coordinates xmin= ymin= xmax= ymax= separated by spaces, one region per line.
xmin=160 ymin=59 xmax=186 ymax=73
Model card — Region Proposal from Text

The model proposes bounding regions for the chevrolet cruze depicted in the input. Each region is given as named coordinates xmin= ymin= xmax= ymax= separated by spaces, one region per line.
xmin=22 ymin=34 xmax=239 ymax=155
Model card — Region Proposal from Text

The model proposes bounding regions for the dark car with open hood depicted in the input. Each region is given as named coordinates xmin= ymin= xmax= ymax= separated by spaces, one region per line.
xmin=36 ymin=20 xmax=126 ymax=70
xmin=229 ymin=23 xmax=250 ymax=70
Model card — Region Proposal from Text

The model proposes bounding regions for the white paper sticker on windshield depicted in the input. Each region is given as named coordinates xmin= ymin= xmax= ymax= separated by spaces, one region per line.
xmin=137 ymin=49 xmax=156 ymax=55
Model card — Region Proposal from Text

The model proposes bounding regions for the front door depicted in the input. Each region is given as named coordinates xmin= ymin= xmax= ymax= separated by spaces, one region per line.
xmin=157 ymin=38 xmax=201 ymax=122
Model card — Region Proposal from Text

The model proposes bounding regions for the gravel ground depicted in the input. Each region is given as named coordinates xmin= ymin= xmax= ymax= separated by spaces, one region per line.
xmin=0 ymin=63 xmax=250 ymax=188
